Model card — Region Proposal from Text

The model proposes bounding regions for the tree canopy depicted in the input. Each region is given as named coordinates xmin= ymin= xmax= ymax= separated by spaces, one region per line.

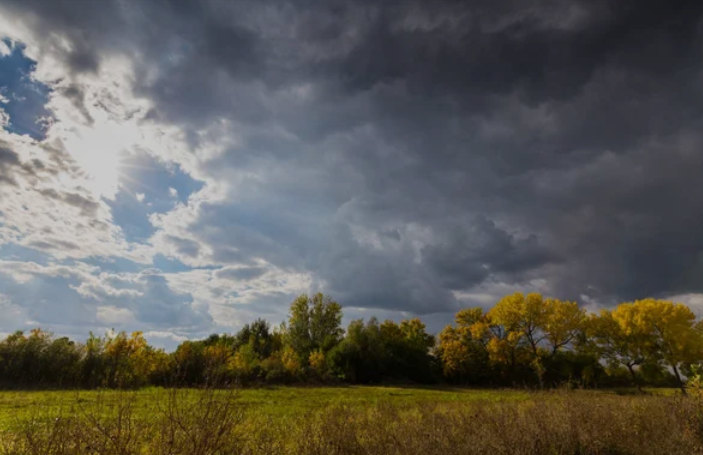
xmin=0 ymin=293 xmax=700 ymax=390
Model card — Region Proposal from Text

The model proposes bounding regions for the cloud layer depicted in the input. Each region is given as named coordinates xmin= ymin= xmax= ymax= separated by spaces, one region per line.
xmin=1 ymin=0 xmax=703 ymax=346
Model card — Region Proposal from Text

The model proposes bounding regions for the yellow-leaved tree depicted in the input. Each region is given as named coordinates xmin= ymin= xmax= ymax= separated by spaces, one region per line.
xmin=489 ymin=293 xmax=548 ymax=357
xmin=103 ymin=331 xmax=159 ymax=388
xmin=308 ymin=349 xmax=326 ymax=378
xmin=588 ymin=299 xmax=703 ymax=393
xmin=488 ymin=293 xmax=585 ymax=387
xmin=437 ymin=308 xmax=482 ymax=380
xmin=543 ymin=298 xmax=585 ymax=356
xmin=634 ymin=299 xmax=703 ymax=394
xmin=587 ymin=304 xmax=656 ymax=392
xmin=438 ymin=306 xmax=528 ymax=384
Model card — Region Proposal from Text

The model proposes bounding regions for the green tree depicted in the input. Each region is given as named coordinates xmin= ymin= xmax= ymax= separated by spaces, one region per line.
xmin=328 ymin=318 xmax=385 ymax=383
xmin=235 ymin=318 xmax=275 ymax=359
xmin=284 ymin=293 xmax=343 ymax=364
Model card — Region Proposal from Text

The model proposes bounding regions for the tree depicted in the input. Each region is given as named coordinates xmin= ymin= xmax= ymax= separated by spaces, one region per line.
xmin=308 ymin=349 xmax=326 ymax=379
xmin=329 ymin=318 xmax=386 ymax=383
xmin=542 ymin=298 xmax=585 ymax=357
xmin=284 ymin=293 xmax=343 ymax=363
xmin=102 ymin=331 xmax=158 ymax=388
xmin=386 ymin=318 xmax=436 ymax=383
xmin=0 ymin=329 xmax=84 ymax=387
xmin=204 ymin=343 xmax=233 ymax=384
xmin=230 ymin=343 xmax=259 ymax=381
xmin=489 ymin=293 xmax=548 ymax=357
xmin=82 ymin=331 xmax=106 ymax=388
xmin=489 ymin=293 xmax=585 ymax=387
xmin=634 ymin=299 xmax=703 ymax=394
xmin=45 ymin=336 xmax=83 ymax=386
xmin=586 ymin=305 xmax=655 ymax=392
xmin=437 ymin=308 xmax=492 ymax=384
xmin=489 ymin=293 xmax=547 ymax=386
xmin=437 ymin=326 xmax=471 ymax=380
xmin=172 ymin=340 xmax=207 ymax=386
xmin=281 ymin=346 xmax=302 ymax=377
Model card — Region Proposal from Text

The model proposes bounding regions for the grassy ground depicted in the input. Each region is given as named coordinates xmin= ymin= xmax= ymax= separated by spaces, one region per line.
xmin=0 ymin=385 xmax=533 ymax=429
xmin=0 ymin=386 xmax=695 ymax=454
xmin=0 ymin=385 xmax=677 ymax=429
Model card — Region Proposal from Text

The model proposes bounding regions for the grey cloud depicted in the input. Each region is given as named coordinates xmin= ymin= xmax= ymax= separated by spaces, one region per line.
xmin=422 ymin=217 xmax=558 ymax=291
xmin=0 ymin=270 xmax=96 ymax=328
xmin=130 ymin=273 xmax=211 ymax=328
xmin=313 ymin=224 xmax=459 ymax=314
xmin=0 ymin=147 xmax=20 ymax=185
xmin=164 ymin=235 xmax=201 ymax=258
xmin=0 ymin=147 xmax=20 ymax=165
xmin=147 ymin=0 xmax=703 ymax=308
xmin=211 ymin=247 xmax=256 ymax=266
xmin=215 ymin=266 xmax=268 ymax=282
xmin=0 ymin=263 xmax=213 ymax=339
xmin=37 ymin=189 xmax=100 ymax=217
xmin=61 ymin=85 xmax=94 ymax=125
xmin=3 ymin=0 xmax=703 ymax=321
xmin=27 ymin=239 xmax=81 ymax=252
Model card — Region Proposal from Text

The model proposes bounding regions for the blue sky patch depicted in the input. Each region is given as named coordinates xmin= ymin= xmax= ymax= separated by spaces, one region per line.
xmin=108 ymin=151 xmax=204 ymax=243
xmin=0 ymin=243 xmax=53 ymax=264
xmin=0 ymin=39 xmax=52 ymax=140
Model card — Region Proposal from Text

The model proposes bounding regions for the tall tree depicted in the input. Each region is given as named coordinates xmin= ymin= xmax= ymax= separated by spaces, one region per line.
xmin=489 ymin=293 xmax=548 ymax=357
xmin=284 ymin=293 xmax=343 ymax=363
xmin=634 ymin=299 xmax=703 ymax=394
xmin=542 ymin=298 xmax=585 ymax=357
xmin=586 ymin=305 xmax=655 ymax=392
xmin=437 ymin=308 xmax=492 ymax=384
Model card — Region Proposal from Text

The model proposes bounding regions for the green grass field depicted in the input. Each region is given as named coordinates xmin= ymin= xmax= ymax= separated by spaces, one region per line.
xmin=0 ymin=386 xmax=525 ymax=429
xmin=0 ymin=385 xmax=677 ymax=430
xmin=0 ymin=386 xmax=695 ymax=454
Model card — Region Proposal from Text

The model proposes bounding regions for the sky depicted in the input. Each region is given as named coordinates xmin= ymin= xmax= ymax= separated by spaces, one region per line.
xmin=0 ymin=0 xmax=703 ymax=349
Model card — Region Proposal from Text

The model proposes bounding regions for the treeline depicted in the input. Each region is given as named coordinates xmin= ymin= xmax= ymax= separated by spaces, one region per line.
xmin=0 ymin=293 xmax=701 ymax=391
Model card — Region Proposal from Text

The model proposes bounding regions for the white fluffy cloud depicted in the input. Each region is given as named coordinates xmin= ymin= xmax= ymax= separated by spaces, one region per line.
xmin=0 ymin=130 xmax=152 ymax=262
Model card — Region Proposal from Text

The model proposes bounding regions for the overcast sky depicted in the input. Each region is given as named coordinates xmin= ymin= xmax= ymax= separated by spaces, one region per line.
xmin=1 ymin=0 xmax=702 ymax=348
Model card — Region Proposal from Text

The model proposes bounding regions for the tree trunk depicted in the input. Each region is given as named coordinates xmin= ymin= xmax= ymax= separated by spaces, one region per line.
xmin=627 ymin=364 xmax=642 ymax=393
xmin=672 ymin=364 xmax=687 ymax=395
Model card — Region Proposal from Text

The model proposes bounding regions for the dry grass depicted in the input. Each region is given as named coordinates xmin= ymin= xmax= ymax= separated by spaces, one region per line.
xmin=1 ymin=389 xmax=701 ymax=454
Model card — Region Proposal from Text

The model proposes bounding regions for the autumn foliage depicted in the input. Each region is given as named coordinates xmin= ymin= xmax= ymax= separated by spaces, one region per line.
xmin=0 ymin=292 xmax=701 ymax=390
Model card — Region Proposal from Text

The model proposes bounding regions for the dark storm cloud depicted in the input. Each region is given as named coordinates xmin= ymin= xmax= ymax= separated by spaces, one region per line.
xmin=422 ymin=217 xmax=558 ymax=291
xmin=3 ymin=0 xmax=703 ymax=315
xmin=315 ymin=224 xmax=459 ymax=314
xmin=160 ymin=0 xmax=703 ymax=307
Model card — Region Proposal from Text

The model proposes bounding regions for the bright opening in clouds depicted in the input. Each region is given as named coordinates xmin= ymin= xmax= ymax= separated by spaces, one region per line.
xmin=0 ymin=1 xmax=702 ymax=348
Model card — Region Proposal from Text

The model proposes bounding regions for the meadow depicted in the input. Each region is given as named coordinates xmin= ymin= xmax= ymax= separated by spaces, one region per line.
xmin=0 ymin=294 xmax=699 ymax=453
xmin=0 ymin=386 xmax=532 ymax=429
xmin=0 ymin=386 xmax=699 ymax=455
